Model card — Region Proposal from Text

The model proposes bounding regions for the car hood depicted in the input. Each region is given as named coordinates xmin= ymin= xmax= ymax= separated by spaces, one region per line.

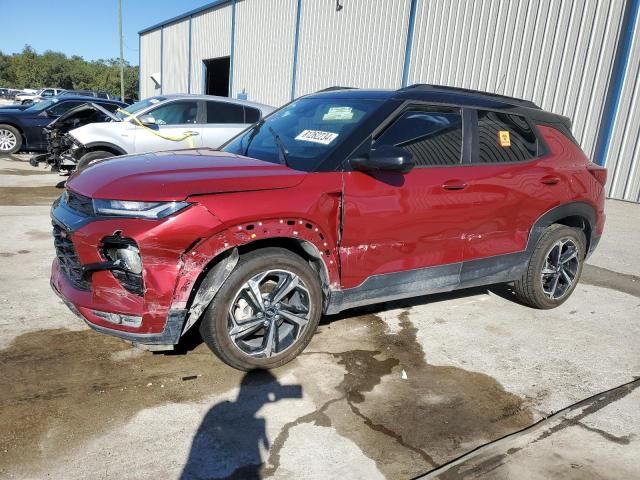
xmin=47 ymin=102 xmax=119 ymax=130
xmin=67 ymin=149 xmax=306 ymax=202
xmin=0 ymin=105 xmax=29 ymax=111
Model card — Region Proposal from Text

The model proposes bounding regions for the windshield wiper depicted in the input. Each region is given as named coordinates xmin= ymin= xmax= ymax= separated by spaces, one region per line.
xmin=243 ymin=119 xmax=265 ymax=156
xmin=267 ymin=125 xmax=289 ymax=167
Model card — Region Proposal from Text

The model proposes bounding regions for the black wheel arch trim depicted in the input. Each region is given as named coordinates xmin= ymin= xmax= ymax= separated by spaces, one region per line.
xmin=526 ymin=201 xmax=597 ymax=255
xmin=83 ymin=142 xmax=127 ymax=156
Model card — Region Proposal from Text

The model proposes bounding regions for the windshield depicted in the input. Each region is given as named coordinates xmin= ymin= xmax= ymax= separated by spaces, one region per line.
xmin=222 ymin=97 xmax=382 ymax=171
xmin=25 ymin=98 xmax=58 ymax=112
xmin=115 ymin=96 xmax=166 ymax=119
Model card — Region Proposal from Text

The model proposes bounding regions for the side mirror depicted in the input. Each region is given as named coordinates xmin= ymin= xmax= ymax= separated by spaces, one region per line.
xmin=351 ymin=145 xmax=415 ymax=174
xmin=138 ymin=114 xmax=156 ymax=126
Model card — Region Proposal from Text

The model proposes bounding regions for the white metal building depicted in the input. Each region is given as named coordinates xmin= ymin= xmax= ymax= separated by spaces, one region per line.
xmin=139 ymin=0 xmax=640 ymax=202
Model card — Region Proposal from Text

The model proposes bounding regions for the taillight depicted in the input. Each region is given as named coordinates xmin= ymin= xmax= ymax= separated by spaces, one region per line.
xmin=587 ymin=164 xmax=607 ymax=186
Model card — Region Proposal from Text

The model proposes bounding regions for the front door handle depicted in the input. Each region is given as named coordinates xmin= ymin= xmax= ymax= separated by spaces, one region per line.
xmin=184 ymin=131 xmax=200 ymax=136
xmin=442 ymin=180 xmax=468 ymax=191
xmin=541 ymin=175 xmax=560 ymax=185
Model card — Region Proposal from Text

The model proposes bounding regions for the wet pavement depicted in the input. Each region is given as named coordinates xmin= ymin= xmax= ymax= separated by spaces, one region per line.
xmin=0 ymin=155 xmax=638 ymax=479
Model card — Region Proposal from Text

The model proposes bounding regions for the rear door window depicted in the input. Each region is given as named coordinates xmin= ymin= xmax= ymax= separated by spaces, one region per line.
xmin=206 ymin=101 xmax=245 ymax=124
xmin=373 ymin=107 xmax=463 ymax=166
xmin=475 ymin=110 xmax=538 ymax=163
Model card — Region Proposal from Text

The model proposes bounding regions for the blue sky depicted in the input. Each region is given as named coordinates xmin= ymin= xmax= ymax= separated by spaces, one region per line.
xmin=1 ymin=0 xmax=211 ymax=65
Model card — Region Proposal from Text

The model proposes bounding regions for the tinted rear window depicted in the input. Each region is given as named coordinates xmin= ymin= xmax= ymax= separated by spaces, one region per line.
xmin=245 ymin=107 xmax=261 ymax=123
xmin=207 ymin=101 xmax=245 ymax=124
xmin=475 ymin=111 xmax=538 ymax=163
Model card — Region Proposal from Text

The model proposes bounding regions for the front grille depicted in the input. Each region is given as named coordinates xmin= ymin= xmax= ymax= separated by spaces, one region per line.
xmin=66 ymin=190 xmax=94 ymax=216
xmin=52 ymin=223 xmax=90 ymax=290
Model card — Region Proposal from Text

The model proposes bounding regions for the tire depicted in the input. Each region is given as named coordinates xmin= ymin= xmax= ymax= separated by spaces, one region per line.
xmin=514 ymin=224 xmax=586 ymax=309
xmin=76 ymin=151 xmax=114 ymax=171
xmin=200 ymin=247 xmax=323 ymax=370
xmin=21 ymin=100 xmax=32 ymax=105
xmin=0 ymin=124 xmax=22 ymax=154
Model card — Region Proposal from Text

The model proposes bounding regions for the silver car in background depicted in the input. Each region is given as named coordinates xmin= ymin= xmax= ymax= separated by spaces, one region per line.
xmin=67 ymin=94 xmax=275 ymax=169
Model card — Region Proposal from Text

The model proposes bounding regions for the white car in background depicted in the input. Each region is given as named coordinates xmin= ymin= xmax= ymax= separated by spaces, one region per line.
xmin=67 ymin=95 xmax=275 ymax=169
xmin=15 ymin=88 xmax=66 ymax=105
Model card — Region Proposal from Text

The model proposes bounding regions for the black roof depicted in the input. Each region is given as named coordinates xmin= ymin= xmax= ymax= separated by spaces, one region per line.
xmin=309 ymin=84 xmax=570 ymax=128
xmin=54 ymin=96 xmax=125 ymax=105
xmin=311 ymin=84 xmax=539 ymax=109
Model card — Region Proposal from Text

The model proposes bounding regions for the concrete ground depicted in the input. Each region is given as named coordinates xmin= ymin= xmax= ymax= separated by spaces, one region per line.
xmin=0 ymin=155 xmax=638 ymax=480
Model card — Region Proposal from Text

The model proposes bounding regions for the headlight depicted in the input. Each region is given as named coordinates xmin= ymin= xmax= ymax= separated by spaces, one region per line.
xmin=93 ymin=199 xmax=190 ymax=219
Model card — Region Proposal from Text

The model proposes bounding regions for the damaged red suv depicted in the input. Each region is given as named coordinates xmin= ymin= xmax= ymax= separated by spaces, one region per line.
xmin=51 ymin=85 xmax=606 ymax=370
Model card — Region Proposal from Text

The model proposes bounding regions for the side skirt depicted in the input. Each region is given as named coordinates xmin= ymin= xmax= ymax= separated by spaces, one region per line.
xmin=325 ymin=252 xmax=529 ymax=315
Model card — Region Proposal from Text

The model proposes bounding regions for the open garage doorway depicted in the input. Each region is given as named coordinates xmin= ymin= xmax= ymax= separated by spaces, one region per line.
xmin=203 ymin=57 xmax=230 ymax=97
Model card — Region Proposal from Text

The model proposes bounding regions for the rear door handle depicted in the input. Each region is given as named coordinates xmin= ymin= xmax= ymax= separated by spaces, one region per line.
xmin=442 ymin=180 xmax=468 ymax=191
xmin=184 ymin=131 xmax=200 ymax=136
xmin=541 ymin=175 xmax=560 ymax=185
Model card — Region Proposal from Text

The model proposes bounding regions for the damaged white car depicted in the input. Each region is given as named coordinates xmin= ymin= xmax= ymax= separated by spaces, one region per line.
xmin=64 ymin=95 xmax=274 ymax=170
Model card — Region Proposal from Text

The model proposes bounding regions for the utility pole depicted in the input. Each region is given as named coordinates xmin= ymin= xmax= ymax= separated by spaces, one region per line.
xmin=118 ymin=0 xmax=125 ymax=101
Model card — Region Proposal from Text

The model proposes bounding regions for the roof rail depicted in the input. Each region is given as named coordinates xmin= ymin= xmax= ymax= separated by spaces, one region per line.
xmin=402 ymin=83 xmax=540 ymax=109
xmin=316 ymin=86 xmax=357 ymax=93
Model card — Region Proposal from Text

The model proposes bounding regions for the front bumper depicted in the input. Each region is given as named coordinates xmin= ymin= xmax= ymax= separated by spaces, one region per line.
xmin=51 ymin=277 xmax=186 ymax=345
xmin=50 ymin=192 xmax=224 ymax=345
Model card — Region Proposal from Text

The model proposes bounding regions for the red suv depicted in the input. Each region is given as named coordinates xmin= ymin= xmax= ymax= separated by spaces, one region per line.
xmin=51 ymin=85 xmax=607 ymax=370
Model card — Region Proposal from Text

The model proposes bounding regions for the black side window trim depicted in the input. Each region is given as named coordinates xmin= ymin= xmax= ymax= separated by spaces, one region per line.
xmin=464 ymin=107 xmax=550 ymax=165
xmin=371 ymin=103 xmax=465 ymax=168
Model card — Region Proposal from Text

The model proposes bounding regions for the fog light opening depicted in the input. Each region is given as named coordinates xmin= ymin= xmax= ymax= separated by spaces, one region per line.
xmin=91 ymin=310 xmax=143 ymax=328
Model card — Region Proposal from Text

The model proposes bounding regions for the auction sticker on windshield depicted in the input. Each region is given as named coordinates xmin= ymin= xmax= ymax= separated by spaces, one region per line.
xmin=322 ymin=106 xmax=353 ymax=121
xmin=295 ymin=130 xmax=339 ymax=145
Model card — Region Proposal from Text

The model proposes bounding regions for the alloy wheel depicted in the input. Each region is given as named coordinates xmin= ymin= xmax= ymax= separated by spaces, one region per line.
xmin=227 ymin=269 xmax=311 ymax=358
xmin=0 ymin=129 xmax=17 ymax=152
xmin=540 ymin=238 xmax=580 ymax=300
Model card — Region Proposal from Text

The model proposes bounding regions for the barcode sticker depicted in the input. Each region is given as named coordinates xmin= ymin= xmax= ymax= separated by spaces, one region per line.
xmin=295 ymin=130 xmax=339 ymax=145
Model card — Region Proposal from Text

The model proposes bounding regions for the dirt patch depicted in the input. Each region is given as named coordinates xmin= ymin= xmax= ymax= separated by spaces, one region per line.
xmin=0 ymin=328 xmax=244 ymax=474
xmin=0 ymin=186 xmax=60 ymax=206
xmin=264 ymin=311 xmax=534 ymax=478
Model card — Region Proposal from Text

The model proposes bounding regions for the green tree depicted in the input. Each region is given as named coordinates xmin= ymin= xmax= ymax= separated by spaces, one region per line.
xmin=0 ymin=45 xmax=139 ymax=99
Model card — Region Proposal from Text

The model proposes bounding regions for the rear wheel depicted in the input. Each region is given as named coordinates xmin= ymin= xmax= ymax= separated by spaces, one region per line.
xmin=76 ymin=150 xmax=114 ymax=171
xmin=514 ymin=224 xmax=586 ymax=309
xmin=0 ymin=125 xmax=22 ymax=154
xmin=200 ymin=248 xmax=323 ymax=370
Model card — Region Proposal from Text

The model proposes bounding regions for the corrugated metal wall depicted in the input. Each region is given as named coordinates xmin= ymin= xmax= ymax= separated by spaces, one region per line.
xmin=605 ymin=6 xmax=640 ymax=202
xmin=232 ymin=0 xmax=297 ymax=105
xmin=139 ymin=29 xmax=161 ymax=99
xmin=294 ymin=0 xmax=411 ymax=96
xmin=162 ymin=20 xmax=190 ymax=94
xmin=140 ymin=0 xmax=640 ymax=203
xmin=190 ymin=5 xmax=232 ymax=94
xmin=406 ymin=0 xmax=625 ymax=161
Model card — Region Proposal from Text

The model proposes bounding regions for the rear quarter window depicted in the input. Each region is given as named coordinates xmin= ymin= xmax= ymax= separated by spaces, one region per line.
xmin=475 ymin=111 xmax=538 ymax=163
xmin=207 ymin=101 xmax=245 ymax=124
xmin=245 ymin=107 xmax=261 ymax=123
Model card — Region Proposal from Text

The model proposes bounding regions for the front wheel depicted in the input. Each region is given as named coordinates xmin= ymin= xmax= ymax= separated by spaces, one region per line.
xmin=514 ymin=224 xmax=586 ymax=309
xmin=76 ymin=150 xmax=114 ymax=171
xmin=200 ymin=248 xmax=323 ymax=370
xmin=0 ymin=125 xmax=22 ymax=154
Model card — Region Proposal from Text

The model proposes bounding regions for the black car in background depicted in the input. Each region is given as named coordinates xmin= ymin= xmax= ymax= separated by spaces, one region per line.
xmin=59 ymin=90 xmax=114 ymax=100
xmin=0 ymin=96 xmax=125 ymax=154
